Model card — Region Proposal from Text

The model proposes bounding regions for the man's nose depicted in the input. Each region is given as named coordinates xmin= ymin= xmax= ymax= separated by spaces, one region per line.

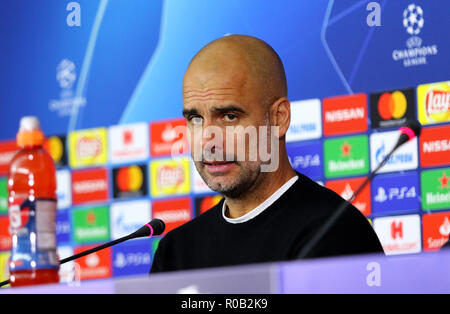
xmin=201 ymin=123 xmax=224 ymax=151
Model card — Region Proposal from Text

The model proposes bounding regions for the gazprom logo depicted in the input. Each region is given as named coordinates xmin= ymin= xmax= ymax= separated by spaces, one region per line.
xmin=375 ymin=141 xmax=413 ymax=165
xmin=370 ymin=131 xmax=418 ymax=173
xmin=289 ymin=123 xmax=317 ymax=134
xmin=286 ymin=99 xmax=322 ymax=142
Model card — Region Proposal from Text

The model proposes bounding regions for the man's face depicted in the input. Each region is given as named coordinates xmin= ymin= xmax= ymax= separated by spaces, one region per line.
xmin=182 ymin=64 xmax=270 ymax=198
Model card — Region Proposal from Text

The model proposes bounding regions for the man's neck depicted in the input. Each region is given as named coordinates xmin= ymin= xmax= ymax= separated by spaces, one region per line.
xmin=224 ymin=162 xmax=297 ymax=219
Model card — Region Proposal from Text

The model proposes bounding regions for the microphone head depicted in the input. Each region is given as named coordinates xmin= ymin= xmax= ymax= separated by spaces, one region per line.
xmin=403 ymin=120 xmax=422 ymax=138
xmin=149 ymin=218 xmax=165 ymax=236
xmin=395 ymin=120 xmax=422 ymax=149
xmin=130 ymin=219 xmax=166 ymax=239
xmin=398 ymin=120 xmax=421 ymax=146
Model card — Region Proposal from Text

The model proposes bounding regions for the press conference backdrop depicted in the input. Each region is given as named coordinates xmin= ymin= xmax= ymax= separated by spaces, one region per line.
xmin=0 ymin=0 xmax=449 ymax=284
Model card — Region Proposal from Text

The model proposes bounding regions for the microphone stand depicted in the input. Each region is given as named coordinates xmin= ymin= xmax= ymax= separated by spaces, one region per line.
xmin=296 ymin=139 xmax=404 ymax=259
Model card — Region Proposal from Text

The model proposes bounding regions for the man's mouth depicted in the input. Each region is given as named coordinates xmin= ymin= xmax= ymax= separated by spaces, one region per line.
xmin=202 ymin=160 xmax=237 ymax=174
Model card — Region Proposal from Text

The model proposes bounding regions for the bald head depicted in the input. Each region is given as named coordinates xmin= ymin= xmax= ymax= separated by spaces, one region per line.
xmin=182 ymin=35 xmax=295 ymax=202
xmin=183 ymin=35 xmax=287 ymax=107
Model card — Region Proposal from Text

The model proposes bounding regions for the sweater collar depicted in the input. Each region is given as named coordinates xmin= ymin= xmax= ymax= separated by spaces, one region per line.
xmin=222 ymin=175 xmax=299 ymax=224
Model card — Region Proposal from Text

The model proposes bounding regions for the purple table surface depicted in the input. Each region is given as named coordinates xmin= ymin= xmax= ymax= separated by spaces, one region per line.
xmin=1 ymin=249 xmax=449 ymax=294
xmin=279 ymin=249 xmax=450 ymax=293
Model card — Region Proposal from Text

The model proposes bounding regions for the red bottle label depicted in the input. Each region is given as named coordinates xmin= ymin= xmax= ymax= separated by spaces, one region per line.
xmin=9 ymin=198 xmax=59 ymax=271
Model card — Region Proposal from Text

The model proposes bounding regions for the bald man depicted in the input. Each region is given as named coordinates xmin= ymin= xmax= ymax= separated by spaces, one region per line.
xmin=150 ymin=35 xmax=383 ymax=273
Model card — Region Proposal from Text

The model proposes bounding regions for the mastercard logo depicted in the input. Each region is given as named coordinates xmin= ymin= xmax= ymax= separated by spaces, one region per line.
xmin=377 ymin=91 xmax=407 ymax=120
xmin=116 ymin=165 xmax=144 ymax=192
xmin=44 ymin=136 xmax=64 ymax=163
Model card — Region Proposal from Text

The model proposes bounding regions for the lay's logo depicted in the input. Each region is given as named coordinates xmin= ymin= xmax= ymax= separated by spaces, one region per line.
xmin=417 ymin=81 xmax=450 ymax=125
xmin=77 ymin=137 xmax=102 ymax=159
xmin=150 ymin=158 xmax=190 ymax=197
xmin=69 ymin=128 xmax=107 ymax=168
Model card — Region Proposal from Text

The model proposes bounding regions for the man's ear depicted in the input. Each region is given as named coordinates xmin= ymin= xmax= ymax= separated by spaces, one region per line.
xmin=269 ymin=97 xmax=291 ymax=138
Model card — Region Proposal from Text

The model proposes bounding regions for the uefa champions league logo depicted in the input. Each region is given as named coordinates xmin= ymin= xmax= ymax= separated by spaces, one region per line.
xmin=56 ymin=59 xmax=77 ymax=90
xmin=391 ymin=3 xmax=438 ymax=68
xmin=49 ymin=58 xmax=86 ymax=117
xmin=402 ymin=4 xmax=424 ymax=36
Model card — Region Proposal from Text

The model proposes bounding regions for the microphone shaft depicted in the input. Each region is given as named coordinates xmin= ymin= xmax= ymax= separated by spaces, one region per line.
xmin=0 ymin=234 xmax=134 ymax=288
xmin=60 ymin=234 xmax=133 ymax=265
xmin=296 ymin=142 xmax=399 ymax=259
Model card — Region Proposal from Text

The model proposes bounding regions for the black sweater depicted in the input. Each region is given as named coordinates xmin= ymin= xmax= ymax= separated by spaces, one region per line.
xmin=150 ymin=172 xmax=384 ymax=273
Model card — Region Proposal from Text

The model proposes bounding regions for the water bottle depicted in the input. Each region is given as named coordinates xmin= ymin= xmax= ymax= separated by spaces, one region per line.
xmin=8 ymin=117 xmax=59 ymax=286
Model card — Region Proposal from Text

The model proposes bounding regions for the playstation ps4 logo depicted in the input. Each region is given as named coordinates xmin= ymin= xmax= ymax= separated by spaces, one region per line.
xmin=374 ymin=186 xmax=416 ymax=203
xmin=289 ymin=154 xmax=320 ymax=169
xmin=371 ymin=172 xmax=420 ymax=214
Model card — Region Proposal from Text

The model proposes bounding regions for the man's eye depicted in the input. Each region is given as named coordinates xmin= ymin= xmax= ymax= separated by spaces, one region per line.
xmin=224 ymin=113 xmax=237 ymax=122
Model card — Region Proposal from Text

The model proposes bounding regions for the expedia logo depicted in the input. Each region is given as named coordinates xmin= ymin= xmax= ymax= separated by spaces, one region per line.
xmin=370 ymin=88 xmax=415 ymax=129
xmin=112 ymin=165 xmax=147 ymax=199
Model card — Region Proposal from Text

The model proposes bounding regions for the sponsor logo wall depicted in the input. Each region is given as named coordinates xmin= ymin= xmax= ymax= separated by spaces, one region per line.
xmin=0 ymin=80 xmax=448 ymax=283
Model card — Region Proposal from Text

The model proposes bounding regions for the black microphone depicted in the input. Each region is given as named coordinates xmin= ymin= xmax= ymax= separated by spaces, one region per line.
xmin=0 ymin=219 xmax=165 ymax=288
xmin=296 ymin=121 xmax=421 ymax=259
xmin=394 ymin=120 xmax=422 ymax=151
xmin=59 ymin=218 xmax=165 ymax=264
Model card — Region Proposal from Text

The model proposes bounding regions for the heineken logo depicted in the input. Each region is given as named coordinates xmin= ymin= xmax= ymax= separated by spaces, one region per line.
xmin=421 ymin=168 xmax=450 ymax=210
xmin=324 ymin=135 xmax=369 ymax=178
xmin=73 ymin=206 xmax=110 ymax=244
